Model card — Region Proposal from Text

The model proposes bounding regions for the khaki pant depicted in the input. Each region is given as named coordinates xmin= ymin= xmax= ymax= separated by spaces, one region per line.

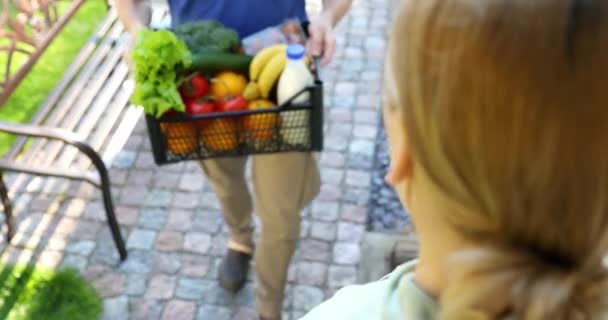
xmin=200 ymin=152 xmax=320 ymax=319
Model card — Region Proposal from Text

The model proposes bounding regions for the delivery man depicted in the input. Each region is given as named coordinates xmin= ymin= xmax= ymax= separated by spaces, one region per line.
xmin=117 ymin=1 xmax=351 ymax=319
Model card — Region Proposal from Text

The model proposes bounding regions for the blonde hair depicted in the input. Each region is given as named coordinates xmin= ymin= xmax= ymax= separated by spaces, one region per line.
xmin=386 ymin=0 xmax=608 ymax=319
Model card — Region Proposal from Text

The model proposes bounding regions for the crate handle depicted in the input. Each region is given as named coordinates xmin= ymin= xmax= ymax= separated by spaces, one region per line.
xmin=312 ymin=57 xmax=322 ymax=83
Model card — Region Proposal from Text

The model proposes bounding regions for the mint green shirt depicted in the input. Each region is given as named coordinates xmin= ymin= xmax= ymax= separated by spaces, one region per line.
xmin=300 ymin=260 xmax=438 ymax=319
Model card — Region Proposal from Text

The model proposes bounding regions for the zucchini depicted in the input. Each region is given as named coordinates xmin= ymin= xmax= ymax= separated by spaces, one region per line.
xmin=188 ymin=52 xmax=253 ymax=73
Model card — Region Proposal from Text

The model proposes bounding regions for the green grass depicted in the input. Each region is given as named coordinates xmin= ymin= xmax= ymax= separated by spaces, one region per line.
xmin=0 ymin=265 xmax=102 ymax=320
xmin=0 ymin=0 xmax=107 ymax=156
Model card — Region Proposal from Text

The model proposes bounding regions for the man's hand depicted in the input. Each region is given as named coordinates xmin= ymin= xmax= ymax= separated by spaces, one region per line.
xmin=117 ymin=0 xmax=151 ymax=68
xmin=307 ymin=13 xmax=336 ymax=66
xmin=307 ymin=0 xmax=352 ymax=66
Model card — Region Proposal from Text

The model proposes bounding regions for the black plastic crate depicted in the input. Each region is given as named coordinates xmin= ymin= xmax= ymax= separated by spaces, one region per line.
xmin=145 ymin=70 xmax=323 ymax=165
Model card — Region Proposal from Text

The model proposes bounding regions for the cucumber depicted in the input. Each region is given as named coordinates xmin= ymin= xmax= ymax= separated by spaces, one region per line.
xmin=188 ymin=52 xmax=253 ymax=73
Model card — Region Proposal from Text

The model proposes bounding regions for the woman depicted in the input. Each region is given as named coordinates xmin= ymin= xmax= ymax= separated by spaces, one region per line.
xmin=302 ymin=0 xmax=608 ymax=319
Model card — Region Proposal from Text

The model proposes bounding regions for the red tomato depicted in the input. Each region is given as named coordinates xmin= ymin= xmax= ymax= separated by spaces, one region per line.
xmin=218 ymin=95 xmax=248 ymax=113
xmin=186 ymin=98 xmax=216 ymax=126
xmin=180 ymin=74 xmax=210 ymax=99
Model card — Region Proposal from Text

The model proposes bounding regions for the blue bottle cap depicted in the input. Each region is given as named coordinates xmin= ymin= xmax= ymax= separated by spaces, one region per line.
xmin=286 ymin=44 xmax=306 ymax=60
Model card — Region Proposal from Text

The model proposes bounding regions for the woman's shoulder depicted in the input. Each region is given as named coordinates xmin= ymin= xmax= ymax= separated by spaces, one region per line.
xmin=298 ymin=261 xmax=424 ymax=320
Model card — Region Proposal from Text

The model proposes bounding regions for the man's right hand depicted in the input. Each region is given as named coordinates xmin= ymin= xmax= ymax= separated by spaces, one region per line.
xmin=117 ymin=0 xmax=152 ymax=68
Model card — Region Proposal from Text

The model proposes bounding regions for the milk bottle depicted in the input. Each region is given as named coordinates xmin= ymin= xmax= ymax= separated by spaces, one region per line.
xmin=277 ymin=44 xmax=313 ymax=146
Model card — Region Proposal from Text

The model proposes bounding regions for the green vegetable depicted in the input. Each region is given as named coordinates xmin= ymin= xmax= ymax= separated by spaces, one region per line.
xmin=130 ymin=29 xmax=192 ymax=118
xmin=173 ymin=20 xmax=241 ymax=54
xmin=189 ymin=52 xmax=253 ymax=73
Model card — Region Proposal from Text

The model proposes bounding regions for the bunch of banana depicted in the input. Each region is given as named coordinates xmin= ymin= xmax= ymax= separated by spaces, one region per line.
xmin=243 ymin=44 xmax=287 ymax=101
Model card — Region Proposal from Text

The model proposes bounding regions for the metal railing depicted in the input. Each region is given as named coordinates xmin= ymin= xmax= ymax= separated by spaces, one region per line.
xmin=0 ymin=0 xmax=85 ymax=106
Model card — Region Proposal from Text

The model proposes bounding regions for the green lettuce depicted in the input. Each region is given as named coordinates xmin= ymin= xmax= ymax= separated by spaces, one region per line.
xmin=130 ymin=29 xmax=192 ymax=118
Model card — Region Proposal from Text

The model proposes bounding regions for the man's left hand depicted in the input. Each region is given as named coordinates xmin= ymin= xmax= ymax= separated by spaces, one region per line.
xmin=307 ymin=13 xmax=336 ymax=66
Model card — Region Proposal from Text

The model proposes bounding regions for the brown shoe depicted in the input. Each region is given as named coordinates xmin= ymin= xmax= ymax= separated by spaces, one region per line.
xmin=218 ymin=248 xmax=252 ymax=293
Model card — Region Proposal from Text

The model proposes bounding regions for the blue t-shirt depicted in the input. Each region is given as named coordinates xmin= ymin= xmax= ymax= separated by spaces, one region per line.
xmin=168 ymin=0 xmax=308 ymax=38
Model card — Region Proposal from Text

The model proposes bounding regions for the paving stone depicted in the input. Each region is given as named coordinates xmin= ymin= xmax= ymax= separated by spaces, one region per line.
xmin=191 ymin=212 xmax=223 ymax=234
xmin=343 ymin=188 xmax=370 ymax=206
xmin=328 ymin=123 xmax=353 ymax=139
xmin=102 ymin=295 xmax=128 ymax=320
xmin=311 ymin=201 xmax=339 ymax=222
xmin=144 ymin=190 xmax=173 ymax=208
xmin=334 ymin=82 xmax=357 ymax=95
xmin=166 ymin=209 xmax=192 ymax=232
xmin=146 ymin=274 xmax=177 ymax=300
xmin=353 ymin=124 xmax=378 ymax=139
xmin=90 ymin=240 xmax=120 ymax=267
xmin=357 ymin=92 xmax=382 ymax=110
xmin=120 ymin=250 xmax=153 ymax=274
xmin=331 ymin=95 xmax=356 ymax=108
xmin=156 ymin=231 xmax=183 ymax=252
xmin=117 ymin=206 xmax=139 ymax=226
xmin=234 ymin=283 xmax=255 ymax=307
xmin=299 ymin=239 xmax=331 ymax=262
xmin=119 ymin=186 xmax=148 ymax=206
xmin=64 ymin=240 xmax=96 ymax=256
xmin=345 ymin=170 xmax=372 ymax=188
xmin=93 ymin=272 xmax=126 ymax=298
xmin=179 ymin=173 xmax=205 ymax=192
xmin=176 ymin=277 xmax=206 ymax=300
xmin=126 ymin=273 xmax=148 ymax=296
xmin=337 ymin=222 xmax=366 ymax=242
xmin=328 ymin=265 xmax=358 ymax=288
xmin=154 ymin=252 xmax=182 ymax=274
xmin=297 ymin=261 xmax=327 ymax=287
xmin=60 ymin=254 xmax=88 ymax=271
xmin=317 ymin=184 xmax=342 ymax=202
xmin=324 ymin=135 xmax=349 ymax=152
xmin=340 ymin=206 xmax=366 ymax=225
xmin=180 ymin=254 xmax=211 ymax=277
xmin=127 ymin=229 xmax=157 ymax=250
xmin=126 ymin=170 xmax=154 ymax=187
xmin=172 ymin=192 xmax=200 ymax=209
xmin=233 ymin=307 xmax=257 ymax=320
xmin=197 ymin=305 xmax=231 ymax=320
xmin=37 ymin=250 xmax=62 ymax=269
xmin=293 ymin=285 xmax=325 ymax=312
xmin=210 ymin=236 xmax=227 ymax=256
xmin=83 ymin=201 xmax=107 ymax=221
xmin=340 ymin=59 xmax=364 ymax=73
xmin=183 ymin=232 xmax=211 ymax=254
xmin=124 ymin=134 xmax=144 ymax=150
xmin=139 ymin=207 xmax=168 ymax=230
xmin=300 ymin=219 xmax=310 ymax=238
xmin=62 ymin=198 xmax=87 ymax=218
xmin=329 ymin=108 xmax=352 ymax=123
xmin=162 ymin=300 xmax=196 ymax=320
xmin=130 ymin=299 xmax=164 ymax=320
xmin=58 ymin=218 xmax=101 ymax=240
xmin=310 ymin=221 xmax=336 ymax=242
xmin=153 ymin=171 xmax=182 ymax=189
xmin=320 ymin=168 xmax=344 ymax=185
xmin=112 ymin=151 xmax=137 ymax=169
xmin=193 ymin=279 xmax=233 ymax=306
xmin=354 ymin=110 xmax=379 ymax=125
xmin=200 ymin=192 xmax=221 ymax=210
xmin=333 ymin=242 xmax=361 ymax=265
xmin=349 ymin=139 xmax=375 ymax=157
xmin=320 ymin=152 xmax=345 ymax=168
xmin=135 ymin=153 xmax=156 ymax=170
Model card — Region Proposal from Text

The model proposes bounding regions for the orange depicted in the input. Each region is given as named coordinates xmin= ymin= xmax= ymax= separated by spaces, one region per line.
xmin=211 ymin=72 xmax=247 ymax=99
xmin=242 ymin=99 xmax=280 ymax=141
xmin=160 ymin=122 xmax=197 ymax=155
xmin=200 ymin=118 xmax=238 ymax=151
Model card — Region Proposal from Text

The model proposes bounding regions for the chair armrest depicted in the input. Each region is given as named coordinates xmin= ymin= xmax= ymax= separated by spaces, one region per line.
xmin=0 ymin=121 xmax=84 ymax=145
